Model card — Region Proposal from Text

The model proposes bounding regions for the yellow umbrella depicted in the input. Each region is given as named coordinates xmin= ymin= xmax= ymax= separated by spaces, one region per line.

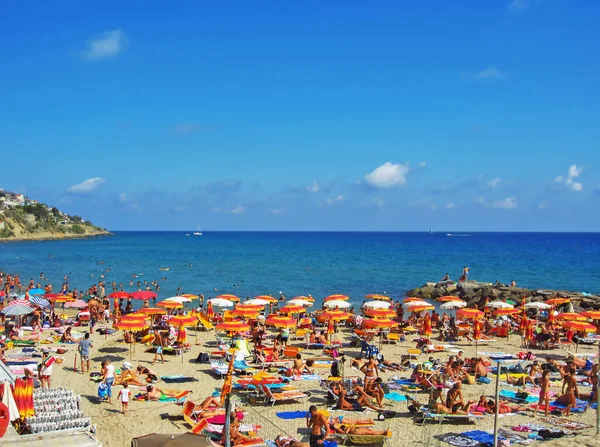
xmin=555 ymin=313 xmax=586 ymax=321
xmin=324 ymin=294 xmax=349 ymax=302
xmin=216 ymin=294 xmax=241 ymax=302
xmin=265 ymin=316 xmax=296 ymax=328
xmin=363 ymin=318 xmax=398 ymax=329
xmin=157 ymin=300 xmax=183 ymax=309
xmin=562 ymin=321 xmax=597 ymax=333
xmin=581 ymin=311 xmax=600 ymax=320
xmin=365 ymin=294 xmax=391 ymax=302
xmin=216 ymin=320 xmax=250 ymax=333
xmin=364 ymin=308 xmax=396 ymax=319
xmin=321 ymin=310 xmax=350 ymax=321
xmin=279 ymin=305 xmax=306 ymax=314
xmin=254 ymin=295 xmax=278 ymax=303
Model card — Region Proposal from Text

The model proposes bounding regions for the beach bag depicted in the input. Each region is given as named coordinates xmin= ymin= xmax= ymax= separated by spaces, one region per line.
xmin=98 ymin=382 xmax=108 ymax=399
xmin=196 ymin=352 xmax=210 ymax=363
xmin=330 ymin=361 xmax=341 ymax=377
xmin=515 ymin=390 xmax=529 ymax=400
xmin=466 ymin=375 xmax=475 ymax=385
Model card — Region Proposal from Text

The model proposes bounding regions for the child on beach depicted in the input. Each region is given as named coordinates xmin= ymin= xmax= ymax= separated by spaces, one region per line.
xmin=118 ymin=382 xmax=131 ymax=414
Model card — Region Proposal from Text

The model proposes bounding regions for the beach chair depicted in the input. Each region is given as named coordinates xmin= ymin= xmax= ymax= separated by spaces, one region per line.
xmin=383 ymin=332 xmax=400 ymax=344
xmin=332 ymin=430 xmax=392 ymax=446
xmin=359 ymin=339 xmax=378 ymax=358
xmin=407 ymin=348 xmax=421 ymax=360
xmin=253 ymin=383 xmax=309 ymax=406
xmin=421 ymin=411 xmax=485 ymax=425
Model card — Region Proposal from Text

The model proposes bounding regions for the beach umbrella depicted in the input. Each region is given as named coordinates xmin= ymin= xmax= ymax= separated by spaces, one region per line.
xmin=323 ymin=300 xmax=351 ymax=309
xmin=408 ymin=305 xmax=435 ymax=313
xmin=364 ymin=308 xmax=396 ymax=319
xmin=456 ymin=308 xmax=485 ymax=320
xmin=545 ymin=298 xmax=570 ymax=306
xmin=363 ymin=318 xmax=398 ymax=329
xmin=487 ymin=301 xmax=513 ymax=309
xmin=493 ymin=308 xmax=520 ymax=316
xmin=404 ymin=297 xmax=426 ymax=303
xmin=230 ymin=307 xmax=261 ymax=318
xmin=365 ymin=294 xmax=391 ymax=302
xmin=555 ymin=313 xmax=586 ymax=321
xmin=140 ymin=307 xmax=166 ymax=316
xmin=405 ymin=300 xmax=431 ymax=308
xmin=1 ymin=303 xmax=34 ymax=316
xmin=64 ymin=299 xmax=88 ymax=309
xmin=108 ymin=291 xmax=131 ymax=299
xmin=180 ymin=293 xmax=199 ymax=299
xmin=279 ymin=305 xmax=306 ymax=315
xmin=164 ymin=296 xmax=192 ymax=304
xmin=244 ymin=298 xmax=270 ymax=306
xmin=288 ymin=299 xmax=313 ymax=307
xmin=562 ymin=321 xmax=597 ymax=333
xmin=422 ymin=312 xmax=432 ymax=337
xmin=438 ymin=296 xmax=462 ymax=302
xmin=362 ymin=300 xmax=392 ymax=309
xmin=581 ymin=310 xmax=600 ymax=320
xmin=524 ymin=302 xmax=551 ymax=310
xmin=216 ymin=320 xmax=250 ymax=333
xmin=441 ymin=301 xmax=466 ymax=309
xmin=48 ymin=294 xmax=74 ymax=303
xmin=130 ymin=291 xmax=157 ymax=300
xmin=217 ymin=294 xmax=241 ymax=302
xmin=321 ymin=310 xmax=350 ymax=321
xmin=114 ymin=318 xmax=150 ymax=361
xmin=206 ymin=301 xmax=214 ymax=319
xmin=29 ymin=296 xmax=50 ymax=308
xmin=292 ymin=295 xmax=314 ymax=302
xmin=254 ymin=295 xmax=277 ymax=303
xmin=27 ymin=288 xmax=45 ymax=296
xmin=207 ymin=298 xmax=235 ymax=308
xmin=169 ymin=314 xmax=197 ymax=327
xmin=324 ymin=294 xmax=349 ymax=302
xmin=157 ymin=300 xmax=183 ymax=309
xmin=265 ymin=316 xmax=296 ymax=328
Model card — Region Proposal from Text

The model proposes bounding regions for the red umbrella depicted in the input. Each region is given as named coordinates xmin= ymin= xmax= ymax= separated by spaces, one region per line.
xmin=108 ymin=291 xmax=130 ymax=299
xmin=130 ymin=291 xmax=157 ymax=300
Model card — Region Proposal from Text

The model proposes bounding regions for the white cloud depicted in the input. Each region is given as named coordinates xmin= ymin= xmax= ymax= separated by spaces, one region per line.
xmin=119 ymin=193 xmax=127 ymax=203
xmin=270 ymin=208 xmax=286 ymax=215
xmin=445 ymin=202 xmax=456 ymax=209
xmin=307 ymin=181 xmax=320 ymax=193
xmin=488 ymin=178 xmax=501 ymax=188
xmin=418 ymin=162 xmax=427 ymax=168
xmin=508 ymin=0 xmax=529 ymax=11
xmin=211 ymin=205 xmax=245 ymax=215
xmin=490 ymin=197 xmax=518 ymax=209
xmin=555 ymin=164 xmax=584 ymax=192
xmin=67 ymin=177 xmax=105 ymax=193
xmin=325 ymin=195 xmax=344 ymax=205
xmin=82 ymin=29 xmax=127 ymax=61
xmin=365 ymin=162 xmax=410 ymax=189
xmin=461 ymin=66 xmax=504 ymax=81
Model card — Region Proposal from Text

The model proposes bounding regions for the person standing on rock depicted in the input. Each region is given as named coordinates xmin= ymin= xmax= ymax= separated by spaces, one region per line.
xmin=460 ymin=266 xmax=469 ymax=282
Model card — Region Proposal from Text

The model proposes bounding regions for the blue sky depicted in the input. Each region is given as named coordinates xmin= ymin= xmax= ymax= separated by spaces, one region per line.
xmin=1 ymin=0 xmax=599 ymax=231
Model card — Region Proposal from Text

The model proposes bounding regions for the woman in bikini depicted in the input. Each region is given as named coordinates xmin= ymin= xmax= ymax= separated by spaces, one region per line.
xmin=360 ymin=356 xmax=378 ymax=386
xmin=532 ymin=369 xmax=551 ymax=417
xmin=556 ymin=368 xmax=578 ymax=416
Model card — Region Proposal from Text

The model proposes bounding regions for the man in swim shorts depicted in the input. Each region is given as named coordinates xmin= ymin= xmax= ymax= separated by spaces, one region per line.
xmin=306 ymin=405 xmax=329 ymax=447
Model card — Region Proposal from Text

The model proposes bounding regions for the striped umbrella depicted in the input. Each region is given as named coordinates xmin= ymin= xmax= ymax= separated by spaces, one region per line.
xmin=324 ymin=294 xmax=349 ymax=302
xmin=48 ymin=294 xmax=75 ymax=303
xmin=438 ymin=296 xmax=462 ymax=302
xmin=265 ymin=316 xmax=296 ymax=328
xmin=545 ymin=298 xmax=570 ymax=306
xmin=365 ymin=294 xmax=391 ymax=302
xmin=29 ymin=295 xmax=50 ymax=308
xmin=64 ymin=299 xmax=88 ymax=309
xmin=244 ymin=298 xmax=270 ymax=306
xmin=364 ymin=308 xmax=396 ymax=319
xmin=180 ymin=293 xmax=199 ymax=300
xmin=140 ymin=307 xmax=167 ymax=315
xmin=555 ymin=313 xmax=586 ymax=321
xmin=169 ymin=315 xmax=197 ymax=327
xmin=217 ymin=294 xmax=241 ymax=302
xmin=581 ymin=310 xmax=600 ymax=320
xmin=404 ymin=297 xmax=426 ymax=303
xmin=408 ymin=305 xmax=435 ymax=313
xmin=291 ymin=295 xmax=314 ymax=303
xmin=157 ymin=300 xmax=183 ymax=309
xmin=562 ymin=321 xmax=597 ymax=333
xmin=216 ymin=320 xmax=250 ymax=333
xmin=254 ymin=295 xmax=277 ymax=303
xmin=493 ymin=308 xmax=520 ymax=316
xmin=279 ymin=305 xmax=306 ymax=315
xmin=321 ymin=310 xmax=350 ymax=321
xmin=230 ymin=306 xmax=261 ymax=318
xmin=114 ymin=319 xmax=149 ymax=331
xmin=2 ymin=303 xmax=34 ymax=316
xmin=108 ymin=291 xmax=131 ymax=299
xmin=363 ymin=318 xmax=398 ymax=329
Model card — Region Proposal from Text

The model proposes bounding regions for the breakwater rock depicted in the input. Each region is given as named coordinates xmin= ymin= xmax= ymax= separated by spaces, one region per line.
xmin=407 ymin=280 xmax=600 ymax=311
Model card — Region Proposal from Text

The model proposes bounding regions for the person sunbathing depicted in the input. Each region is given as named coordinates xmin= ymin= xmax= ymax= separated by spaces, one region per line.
xmin=446 ymin=382 xmax=475 ymax=414
xmin=223 ymin=413 xmax=253 ymax=446
xmin=474 ymin=358 xmax=488 ymax=379
xmin=60 ymin=327 xmax=77 ymax=343
xmin=331 ymin=424 xmax=390 ymax=436
xmin=144 ymin=384 xmax=182 ymax=401
xmin=364 ymin=377 xmax=385 ymax=408
xmin=488 ymin=399 xmax=528 ymax=414
xmin=136 ymin=365 xmax=158 ymax=382
xmin=291 ymin=354 xmax=314 ymax=375
xmin=274 ymin=435 xmax=307 ymax=447
xmin=194 ymin=393 xmax=222 ymax=412
xmin=336 ymin=386 xmax=382 ymax=411
xmin=115 ymin=367 xmax=145 ymax=386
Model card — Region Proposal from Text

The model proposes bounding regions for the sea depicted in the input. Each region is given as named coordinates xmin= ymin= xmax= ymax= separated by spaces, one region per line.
xmin=1 ymin=232 xmax=599 ymax=305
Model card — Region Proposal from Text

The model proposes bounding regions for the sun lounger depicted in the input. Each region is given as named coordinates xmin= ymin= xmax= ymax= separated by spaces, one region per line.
xmin=253 ymin=383 xmax=310 ymax=406
xmin=421 ymin=411 xmax=485 ymax=424
xmin=331 ymin=430 xmax=392 ymax=445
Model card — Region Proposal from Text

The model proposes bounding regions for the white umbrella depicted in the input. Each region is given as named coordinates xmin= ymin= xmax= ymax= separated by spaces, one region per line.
xmin=362 ymin=300 xmax=392 ymax=309
xmin=207 ymin=298 xmax=234 ymax=308
xmin=487 ymin=301 xmax=513 ymax=309
xmin=244 ymin=298 xmax=270 ymax=306
xmin=288 ymin=299 xmax=313 ymax=307
xmin=165 ymin=296 xmax=192 ymax=303
xmin=524 ymin=302 xmax=551 ymax=310
xmin=441 ymin=301 xmax=467 ymax=309
xmin=405 ymin=300 xmax=431 ymax=308
xmin=323 ymin=300 xmax=351 ymax=309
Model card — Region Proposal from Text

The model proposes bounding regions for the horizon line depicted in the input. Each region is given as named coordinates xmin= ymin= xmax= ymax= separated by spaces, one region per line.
xmin=104 ymin=229 xmax=600 ymax=234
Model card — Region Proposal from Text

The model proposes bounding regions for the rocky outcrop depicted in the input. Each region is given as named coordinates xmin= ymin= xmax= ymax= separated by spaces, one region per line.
xmin=407 ymin=280 xmax=600 ymax=311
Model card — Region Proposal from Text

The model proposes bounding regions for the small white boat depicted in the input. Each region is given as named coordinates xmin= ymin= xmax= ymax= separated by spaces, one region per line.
xmin=193 ymin=225 xmax=202 ymax=236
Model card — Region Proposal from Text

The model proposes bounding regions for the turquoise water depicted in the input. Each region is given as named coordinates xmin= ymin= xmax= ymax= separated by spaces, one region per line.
xmin=1 ymin=232 xmax=599 ymax=304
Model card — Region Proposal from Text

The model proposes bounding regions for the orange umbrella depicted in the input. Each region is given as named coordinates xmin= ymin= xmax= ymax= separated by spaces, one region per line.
xmin=473 ymin=318 xmax=484 ymax=340
xmin=364 ymin=308 xmax=396 ymax=319
xmin=422 ymin=312 xmax=432 ymax=337
xmin=556 ymin=313 xmax=586 ymax=321
xmin=409 ymin=305 xmax=435 ymax=313
xmin=169 ymin=315 xmax=198 ymax=327
xmin=324 ymin=294 xmax=349 ymax=302
xmin=254 ymin=295 xmax=277 ymax=303
xmin=140 ymin=307 xmax=166 ymax=316
xmin=216 ymin=320 xmax=250 ymax=333
xmin=365 ymin=294 xmax=391 ymax=301
xmin=181 ymin=293 xmax=199 ymax=299
xmin=321 ymin=310 xmax=350 ymax=321
xmin=217 ymin=294 xmax=241 ymax=302
xmin=519 ymin=310 xmax=528 ymax=333
xmin=327 ymin=318 xmax=335 ymax=335
xmin=493 ymin=308 xmax=520 ymax=316
xmin=130 ymin=291 xmax=157 ymax=300
xmin=363 ymin=318 xmax=398 ymax=329
xmin=206 ymin=301 xmax=214 ymax=319
xmin=438 ymin=296 xmax=462 ymax=302
xmin=157 ymin=300 xmax=183 ymax=309
xmin=456 ymin=308 xmax=485 ymax=320
xmin=279 ymin=305 xmax=305 ymax=314
xmin=230 ymin=307 xmax=261 ymax=318
xmin=546 ymin=298 xmax=570 ymax=306
xmin=581 ymin=311 xmax=600 ymax=320
xmin=404 ymin=297 xmax=426 ymax=303
xmin=525 ymin=319 xmax=535 ymax=341
xmin=48 ymin=294 xmax=75 ymax=303
xmin=114 ymin=319 xmax=149 ymax=331
xmin=562 ymin=321 xmax=597 ymax=333
xmin=265 ymin=316 xmax=296 ymax=328
xmin=292 ymin=295 xmax=314 ymax=302
xmin=108 ymin=291 xmax=130 ymax=299
xmin=548 ymin=310 xmax=556 ymax=323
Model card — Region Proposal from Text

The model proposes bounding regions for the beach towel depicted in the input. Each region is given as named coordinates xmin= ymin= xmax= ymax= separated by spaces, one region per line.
xmin=393 ymin=378 xmax=415 ymax=385
xmin=437 ymin=433 xmax=480 ymax=447
xmin=293 ymin=374 xmax=320 ymax=381
xmin=276 ymin=411 xmax=310 ymax=420
xmin=538 ymin=416 xmax=592 ymax=431
xmin=548 ymin=399 xmax=587 ymax=413
xmin=384 ymin=392 xmax=407 ymax=402
xmin=462 ymin=430 xmax=496 ymax=445
xmin=499 ymin=390 xmax=538 ymax=403
xmin=133 ymin=392 xmax=178 ymax=402
xmin=161 ymin=375 xmax=198 ymax=383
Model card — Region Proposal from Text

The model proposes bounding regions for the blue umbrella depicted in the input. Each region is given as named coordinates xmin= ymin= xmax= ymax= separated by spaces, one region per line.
xmin=28 ymin=288 xmax=45 ymax=296
xmin=30 ymin=295 xmax=50 ymax=308
xmin=1 ymin=304 xmax=35 ymax=316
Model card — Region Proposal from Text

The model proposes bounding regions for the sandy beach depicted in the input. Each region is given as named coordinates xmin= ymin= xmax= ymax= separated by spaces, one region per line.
xmin=32 ymin=320 xmax=598 ymax=447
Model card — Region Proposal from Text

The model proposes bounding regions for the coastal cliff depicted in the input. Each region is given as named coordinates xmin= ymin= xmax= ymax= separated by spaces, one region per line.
xmin=408 ymin=280 xmax=600 ymax=310
xmin=0 ymin=191 xmax=110 ymax=242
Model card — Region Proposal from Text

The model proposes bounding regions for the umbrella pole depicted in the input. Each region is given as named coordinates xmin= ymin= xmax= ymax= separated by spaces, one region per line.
xmin=493 ymin=360 xmax=501 ymax=447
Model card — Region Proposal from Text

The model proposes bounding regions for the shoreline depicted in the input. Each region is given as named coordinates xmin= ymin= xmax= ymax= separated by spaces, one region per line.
xmin=0 ymin=231 xmax=112 ymax=243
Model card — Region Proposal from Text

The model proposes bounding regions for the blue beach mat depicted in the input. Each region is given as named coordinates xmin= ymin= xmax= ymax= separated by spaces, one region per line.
xmin=462 ymin=430 xmax=496 ymax=445
xmin=549 ymin=399 xmax=587 ymax=413
xmin=276 ymin=411 xmax=309 ymax=420
xmin=499 ymin=389 xmax=538 ymax=403
xmin=393 ymin=379 xmax=415 ymax=385
xmin=384 ymin=392 xmax=407 ymax=402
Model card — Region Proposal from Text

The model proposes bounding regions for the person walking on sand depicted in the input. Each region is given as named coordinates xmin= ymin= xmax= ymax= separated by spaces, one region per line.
xmin=153 ymin=331 xmax=165 ymax=365
xmin=118 ymin=382 xmax=130 ymax=415
xmin=78 ymin=332 xmax=93 ymax=374
xmin=102 ymin=359 xmax=115 ymax=404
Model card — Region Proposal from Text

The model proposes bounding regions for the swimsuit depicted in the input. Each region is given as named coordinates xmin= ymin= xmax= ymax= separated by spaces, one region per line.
xmin=309 ymin=433 xmax=324 ymax=447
